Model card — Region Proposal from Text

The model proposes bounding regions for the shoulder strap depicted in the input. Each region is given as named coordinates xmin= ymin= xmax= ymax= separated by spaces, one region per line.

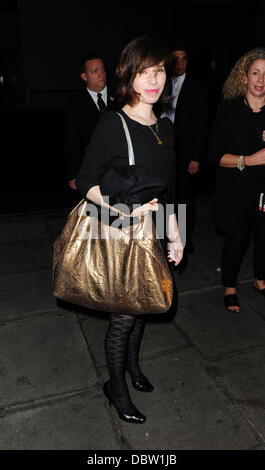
xmin=116 ymin=112 xmax=135 ymax=166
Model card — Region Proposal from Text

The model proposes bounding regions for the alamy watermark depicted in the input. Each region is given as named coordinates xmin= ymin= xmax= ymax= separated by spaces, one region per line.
xmin=77 ymin=197 xmax=186 ymax=247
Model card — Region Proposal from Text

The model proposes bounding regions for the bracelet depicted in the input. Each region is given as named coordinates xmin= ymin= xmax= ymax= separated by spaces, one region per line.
xmin=167 ymin=241 xmax=183 ymax=251
xmin=237 ymin=155 xmax=245 ymax=171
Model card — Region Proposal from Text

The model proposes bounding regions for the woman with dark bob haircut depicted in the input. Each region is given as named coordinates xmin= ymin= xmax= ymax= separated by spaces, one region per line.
xmin=76 ymin=36 xmax=183 ymax=424
xmin=208 ymin=47 xmax=265 ymax=313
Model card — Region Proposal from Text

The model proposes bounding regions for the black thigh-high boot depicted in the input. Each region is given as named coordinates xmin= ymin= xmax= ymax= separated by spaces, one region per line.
xmin=126 ymin=316 xmax=154 ymax=392
xmin=104 ymin=313 xmax=146 ymax=424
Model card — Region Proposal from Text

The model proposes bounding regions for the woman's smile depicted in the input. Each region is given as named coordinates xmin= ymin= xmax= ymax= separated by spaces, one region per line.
xmin=145 ymin=89 xmax=159 ymax=94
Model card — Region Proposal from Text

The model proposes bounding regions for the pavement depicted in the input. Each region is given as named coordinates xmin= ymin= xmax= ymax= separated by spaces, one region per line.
xmin=0 ymin=193 xmax=265 ymax=451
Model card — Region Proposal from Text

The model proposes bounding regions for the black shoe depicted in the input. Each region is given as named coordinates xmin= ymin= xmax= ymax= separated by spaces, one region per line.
xmin=131 ymin=375 xmax=154 ymax=393
xmin=103 ymin=381 xmax=146 ymax=424
xmin=224 ymin=294 xmax=240 ymax=313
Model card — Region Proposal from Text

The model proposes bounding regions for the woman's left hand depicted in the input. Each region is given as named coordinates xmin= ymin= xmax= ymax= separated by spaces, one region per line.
xmin=167 ymin=248 xmax=184 ymax=266
xmin=262 ymin=130 xmax=265 ymax=142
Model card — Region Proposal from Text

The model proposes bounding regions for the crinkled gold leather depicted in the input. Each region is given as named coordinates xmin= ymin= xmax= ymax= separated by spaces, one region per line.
xmin=53 ymin=200 xmax=173 ymax=314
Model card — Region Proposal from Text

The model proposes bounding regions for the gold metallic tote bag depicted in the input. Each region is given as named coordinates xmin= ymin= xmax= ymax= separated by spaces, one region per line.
xmin=53 ymin=114 xmax=173 ymax=314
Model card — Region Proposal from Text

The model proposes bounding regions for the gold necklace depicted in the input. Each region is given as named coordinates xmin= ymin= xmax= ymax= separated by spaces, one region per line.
xmin=148 ymin=122 xmax=162 ymax=145
xmin=126 ymin=107 xmax=162 ymax=144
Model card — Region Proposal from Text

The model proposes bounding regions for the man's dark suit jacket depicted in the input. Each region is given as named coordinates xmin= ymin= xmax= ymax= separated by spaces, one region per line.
xmin=173 ymin=76 xmax=208 ymax=168
xmin=160 ymin=75 xmax=208 ymax=206
xmin=64 ymin=88 xmax=116 ymax=180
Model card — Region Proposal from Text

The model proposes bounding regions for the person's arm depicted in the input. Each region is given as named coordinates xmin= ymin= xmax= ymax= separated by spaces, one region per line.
xmin=220 ymin=150 xmax=265 ymax=168
xmin=167 ymin=213 xmax=183 ymax=266
xmin=86 ymin=185 xmax=159 ymax=218
xmin=208 ymin=100 xmax=265 ymax=168
xmin=165 ymin=146 xmax=183 ymax=265
xmin=76 ymin=112 xmax=119 ymax=197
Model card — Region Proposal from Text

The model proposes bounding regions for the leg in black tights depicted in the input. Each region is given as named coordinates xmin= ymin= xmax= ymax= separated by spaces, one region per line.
xmin=104 ymin=313 xmax=136 ymax=413
xmin=104 ymin=313 xmax=146 ymax=423
xmin=126 ymin=316 xmax=154 ymax=392
xmin=126 ymin=316 xmax=145 ymax=380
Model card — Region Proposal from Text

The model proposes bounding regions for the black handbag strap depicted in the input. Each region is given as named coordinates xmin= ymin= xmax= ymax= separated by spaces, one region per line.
xmin=116 ymin=112 xmax=135 ymax=166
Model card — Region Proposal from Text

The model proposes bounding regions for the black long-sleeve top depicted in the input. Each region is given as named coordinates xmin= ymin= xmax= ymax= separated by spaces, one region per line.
xmin=208 ymin=96 xmax=265 ymax=179
xmin=76 ymin=110 xmax=176 ymax=210
xmin=207 ymin=96 xmax=265 ymax=232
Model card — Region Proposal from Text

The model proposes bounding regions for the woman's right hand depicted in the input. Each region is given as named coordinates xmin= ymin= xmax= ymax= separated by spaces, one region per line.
xmin=68 ymin=178 xmax=77 ymax=190
xmin=130 ymin=198 xmax=159 ymax=217
xmin=246 ymin=149 xmax=265 ymax=166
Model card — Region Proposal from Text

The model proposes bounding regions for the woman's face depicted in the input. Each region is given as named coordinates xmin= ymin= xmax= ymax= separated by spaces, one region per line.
xmin=132 ymin=62 xmax=166 ymax=105
xmin=246 ymin=59 xmax=265 ymax=99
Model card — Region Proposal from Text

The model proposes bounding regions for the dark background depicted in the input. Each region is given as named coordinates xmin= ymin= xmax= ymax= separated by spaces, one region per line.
xmin=1 ymin=0 xmax=265 ymax=214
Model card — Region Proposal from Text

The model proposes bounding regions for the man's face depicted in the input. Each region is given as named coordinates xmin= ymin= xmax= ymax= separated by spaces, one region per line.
xmin=81 ymin=59 xmax=106 ymax=93
xmin=172 ymin=50 xmax=188 ymax=77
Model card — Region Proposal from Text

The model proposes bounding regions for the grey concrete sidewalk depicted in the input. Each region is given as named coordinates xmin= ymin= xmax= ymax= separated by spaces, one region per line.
xmin=0 ymin=195 xmax=265 ymax=450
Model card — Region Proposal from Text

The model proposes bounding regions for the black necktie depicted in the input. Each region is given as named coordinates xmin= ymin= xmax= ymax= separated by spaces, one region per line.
xmin=97 ymin=93 xmax=107 ymax=112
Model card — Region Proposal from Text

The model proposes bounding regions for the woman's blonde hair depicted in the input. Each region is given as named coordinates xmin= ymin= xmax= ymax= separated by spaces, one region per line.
xmin=223 ymin=47 xmax=265 ymax=99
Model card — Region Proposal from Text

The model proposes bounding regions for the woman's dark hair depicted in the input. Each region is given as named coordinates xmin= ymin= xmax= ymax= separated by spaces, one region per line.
xmin=115 ymin=36 xmax=172 ymax=105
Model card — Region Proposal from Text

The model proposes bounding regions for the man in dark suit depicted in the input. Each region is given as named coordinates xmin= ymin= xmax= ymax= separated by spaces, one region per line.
xmin=162 ymin=45 xmax=208 ymax=255
xmin=65 ymin=53 xmax=115 ymax=191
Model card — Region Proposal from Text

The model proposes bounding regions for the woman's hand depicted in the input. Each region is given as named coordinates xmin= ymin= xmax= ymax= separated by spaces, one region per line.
xmin=167 ymin=214 xmax=183 ymax=265
xmin=167 ymin=248 xmax=183 ymax=266
xmin=167 ymin=241 xmax=184 ymax=266
xmin=68 ymin=178 xmax=77 ymax=190
xmin=130 ymin=198 xmax=159 ymax=217
xmin=262 ymin=130 xmax=265 ymax=142
xmin=246 ymin=149 xmax=265 ymax=166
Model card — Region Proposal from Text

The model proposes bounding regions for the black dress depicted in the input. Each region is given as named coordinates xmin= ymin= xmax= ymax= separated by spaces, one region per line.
xmin=76 ymin=109 xmax=178 ymax=315
xmin=76 ymin=109 xmax=176 ymax=218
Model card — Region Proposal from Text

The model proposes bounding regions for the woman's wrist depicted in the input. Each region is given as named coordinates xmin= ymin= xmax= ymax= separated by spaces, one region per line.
xmin=167 ymin=240 xmax=184 ymax=250
xmin=115 ymin=209 xmax=130 ymax=219
xmin=168 ymin=234 xmax=182 ymax=244
xmin=244 ymin=155 xmax=251 ymax=166
xmin=237 ymin=155 xmax=245 ymax=171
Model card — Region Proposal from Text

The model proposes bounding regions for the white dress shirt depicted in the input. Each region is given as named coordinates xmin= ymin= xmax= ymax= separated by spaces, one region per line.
xmin=162 ymin=73 xmax=186 ymax=123
xmin=87 ymin=86 xmax=107 ymax=110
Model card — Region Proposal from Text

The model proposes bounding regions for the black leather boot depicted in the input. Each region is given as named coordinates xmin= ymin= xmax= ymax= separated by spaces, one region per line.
xmin=103 ymin=381 xmax=146 ymax=424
